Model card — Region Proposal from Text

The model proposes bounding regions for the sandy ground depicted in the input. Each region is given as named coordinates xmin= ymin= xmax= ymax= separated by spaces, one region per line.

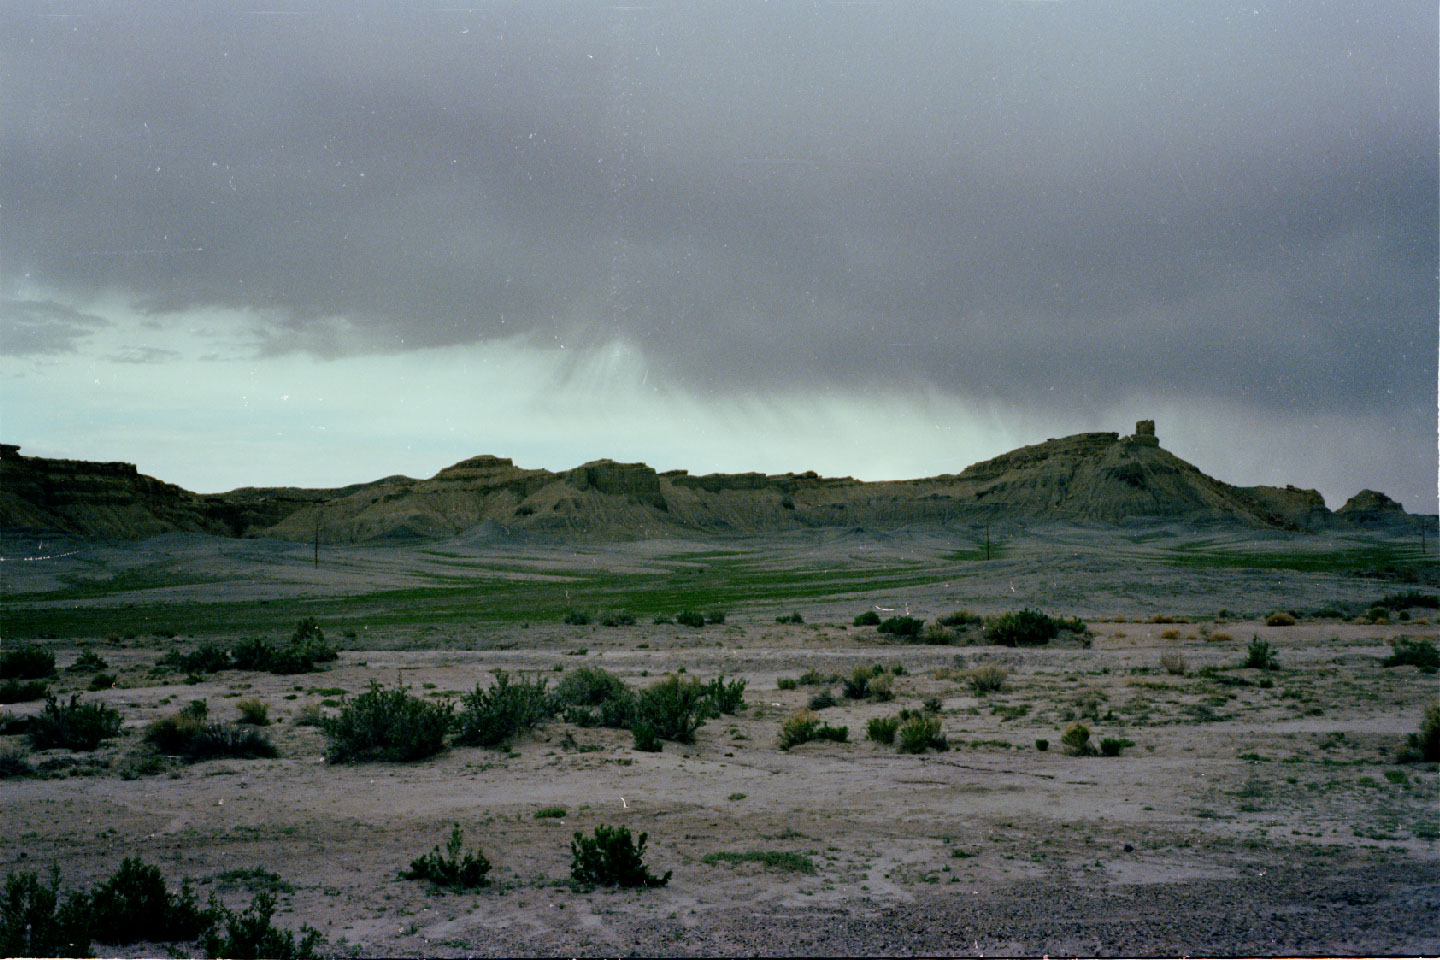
xmin=2 ymin=528 xmax=1438 ymax=956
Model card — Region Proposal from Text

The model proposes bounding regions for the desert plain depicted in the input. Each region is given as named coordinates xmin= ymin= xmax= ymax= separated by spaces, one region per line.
xmin=2 ymin=522 xmax=1437 ymax=957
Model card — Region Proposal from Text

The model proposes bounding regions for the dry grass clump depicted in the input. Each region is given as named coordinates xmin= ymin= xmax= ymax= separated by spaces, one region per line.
xmin=236 ymin=698 xmax=269 ymax=726
xmin=1159 ymin=652 xmax=1187 ymax=676
xmin=1265 ymin=611 xmax=1297 ymax=627
xmin=1159 ymin=628 xmax=1180 ymax=640
xmin=964 ymin=665 xmax=1007 ymax=695
xmin=778 ymin=710 xmax=848 ymax=750
xmin=1207 ymin=631 xmax=1234 ymax=643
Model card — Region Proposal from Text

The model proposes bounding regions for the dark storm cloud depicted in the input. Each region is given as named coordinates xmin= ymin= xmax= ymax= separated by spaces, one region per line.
xmin=2 ymin=0 xmax=1434 ymax=416
xmin=0 ymin=297 xmax=107 ymax=355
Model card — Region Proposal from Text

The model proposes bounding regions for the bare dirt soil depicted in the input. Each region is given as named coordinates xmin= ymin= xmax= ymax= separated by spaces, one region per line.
xmin=2 ymin=525 xmax=1437 ymax=957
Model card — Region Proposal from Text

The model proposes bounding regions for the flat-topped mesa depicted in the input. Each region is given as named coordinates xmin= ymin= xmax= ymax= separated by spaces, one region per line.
xmin=562 ymin=459 xmax=666 ymax=509
xmin=0 ymin=443 xmax=217 ymax=537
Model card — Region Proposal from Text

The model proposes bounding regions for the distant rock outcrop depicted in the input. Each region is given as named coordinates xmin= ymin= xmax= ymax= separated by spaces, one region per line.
xmin=0 ymin=445 xmax=223 ymax=538
xmin=1336 ymin=489 xmax=1412 ymax=528
xmin=1 ymin=424 xmax=1422 ymax=542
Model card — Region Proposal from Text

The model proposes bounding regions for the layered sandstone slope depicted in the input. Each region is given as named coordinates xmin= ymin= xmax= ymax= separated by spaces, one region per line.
xmin=1 ymin=425 xmax=1422 ymax=542
xmin=224 ymin=423 xmax=1362 ymax=541
xmin=0 ymin=444 xmax=224 ymax=538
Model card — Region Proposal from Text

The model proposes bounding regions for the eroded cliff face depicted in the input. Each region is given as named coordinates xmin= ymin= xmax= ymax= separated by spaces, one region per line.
xmin=0 ymin=452 xmax=225 ymax=538
xmin=3 ymin=426 xmax=1413 ymax=543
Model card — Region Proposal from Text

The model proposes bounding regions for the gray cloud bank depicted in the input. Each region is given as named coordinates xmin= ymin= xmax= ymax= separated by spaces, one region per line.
xmin=2 ymin=2 xmax=1435 ymax=473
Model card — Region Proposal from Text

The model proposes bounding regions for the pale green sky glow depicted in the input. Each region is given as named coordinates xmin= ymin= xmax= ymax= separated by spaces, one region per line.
xmin=1 ymin=293 xmax=1428 ymax=511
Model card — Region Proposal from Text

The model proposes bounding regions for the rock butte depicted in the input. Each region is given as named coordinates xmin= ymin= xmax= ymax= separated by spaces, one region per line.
xmin=0 ymin=423 xmax=1422 ymax=542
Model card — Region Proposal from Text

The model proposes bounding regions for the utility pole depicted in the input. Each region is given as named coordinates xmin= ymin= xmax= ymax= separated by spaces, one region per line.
xmin=984 ymin=522 xmax=991 ymax=562
xmin=313 ymin=506 xmax=321 ymax=570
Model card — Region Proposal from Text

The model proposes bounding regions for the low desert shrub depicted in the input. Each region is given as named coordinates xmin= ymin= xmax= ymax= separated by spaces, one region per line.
xmin=705 ymin=609 xmax=727 ymax=625
xmin=244 ymin=625 xmax=335 ymax=676
xmin=1060 ymin=722 xmax=1096 ymax=756
xmin=897 ymin=714 xmax=946 ymax=754
xmin=562 ymin=609 xmax=591 ymax=626
xmin=797 ymin=669 xmax=833 ymax=686
xmin=87 ymin=673 xmax=116 ymax=691
xmin=1034 ymin=738 xmax=1049 ymax=752
xmin=163 ymin=642 xmax=232 ymax=675
xmin=700 ymin=850 xmax=815 ymax=873
xmin=201 ymin=891 xmax=323 ymax=960
xmin=554 ymin=668 xmax=634 ymax=727
xmin=570 ymin=826 xmax=670 ymax=888
xmin=534 ymin=806 xmax=567 ymax=819
xmin=453 ymin=672 xmax=555 ymax=748
xmin=921 ymin=624 xmax=955 ymax=645
xmin=322 ymin=681 xmax=452 ymax=763
xmin=775 ymin=612 xmax=804 ymax=624
xmin=1242 ymin=637 xmax=1279 ymax=671
xmin=0 ymin=747 xmax=34 ymax=779
xmin=599 ymin=610 xmax=636 ymax=627
xmin=236 ymin=698 xmax=270 ymax=726
xmin=87 ymin=857 xmax=216 ymax=945
xmin=984 ymin=609 xmax=1060 ymax=647
xmin=964 ymin=665 xmax=1007 ymax=695
xmin=877 ymin=616 xmax=924 ymax=638
xmin=630 ymin=719 xmax=662 ymax=752
xmin=28 ymin=694 xmax=121 ymax=751
xmin=230 ymin=637 xmax=275 ymax=671
xmin=1159 ymin=652 xmax=1187 ymax=675
xmin=923 ymin=695 xmax=944 ymax=713
xmin=146 ymin=708 xmax=276 ymax=761
xmin=866 ymin=715 xmax=900 ymax=744
xmin=293 ymin=703 xmax=325 ymax=727
xmin=778 ymin=710 xmax=847 ymax=750
xmin=634 ymin=674 xmax=711 ymax=743
xmin=937 ymin=610 xmax=983 ymax=628
xmin=675 ymin=610 xmax=706 ymax=628
xmin=1099 ymin=737 xmax=1135 ymax=757
xmin=1397 ymin=704 xmax=1440 ymax=764
xmin=703 ymin=675 xmax=747 ymax=715
xmin=185 ymin=724 xmax=278 ymax=761
xmin=68 ymin=649 xmax=108 ymax=674
xmin=869 ymin=673 xmax=894 ymax=702
xmin=842 ymin=666 xmax=871 ymax=699
xmin=143 ymin=712 xmax=200 ymax=754
xmin=776 ymin=676 xmax=797 ymax=691
xmin=400 ymin=825 xmax=491 ymax=890
xmin=290 ymin=618 xmax=337 ymax=662
xmin=1264 ymin=611 xmax=1297 ymax=627
xmin=1383 ymin=637 xmax=1440 ymax=674
xmin=0 ymin=645 xmax=55 ymax=681
xmin=1376 ymin=590 xmax=1439 ymax=611
xmin=807 ymin=689 xmax=838 ymax=710
xmin=0 ymin=679 xmax=47 ymax=704
xmin=853 ymin=610 xmax=881 ymax=627
xmin=0 ymin=869 xmax=90 ymax=957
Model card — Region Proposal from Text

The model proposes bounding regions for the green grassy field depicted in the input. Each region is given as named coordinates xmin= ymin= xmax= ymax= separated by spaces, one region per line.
xmin=0 ymin=553 xmax=967 ymax=639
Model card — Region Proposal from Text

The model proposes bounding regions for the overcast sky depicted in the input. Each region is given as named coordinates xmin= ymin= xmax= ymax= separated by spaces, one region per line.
xmin=2 ymin=0 xmax=1435 ymax=512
